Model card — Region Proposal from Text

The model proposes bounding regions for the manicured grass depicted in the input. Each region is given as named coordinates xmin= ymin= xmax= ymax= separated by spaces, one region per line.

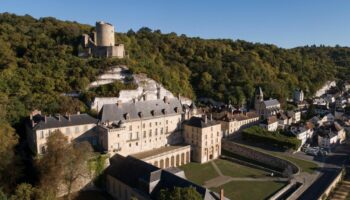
xmin=238 ymin=143 xmax=319 ymax=174
xmin=211 ymin=181 xmax=286 ymax=200
xmin=214 ymin=159 xmax=269 ymax=178
xmin=270 ymin=153 xmax=318 ymax=174
xmin=179 ymin=162 xmax=219 ymax=185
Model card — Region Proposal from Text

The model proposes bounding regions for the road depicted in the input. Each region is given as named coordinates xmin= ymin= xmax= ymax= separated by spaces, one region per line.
xmin=297 ymin=142 xmax=350 ymax=200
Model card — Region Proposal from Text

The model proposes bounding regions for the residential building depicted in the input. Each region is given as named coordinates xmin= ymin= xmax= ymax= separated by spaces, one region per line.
xmin=317 ymin=122 xmax=346 ymax=148
xmin=26 ymin=110 xmax=98 ymax=154
xmin=293 ymin=89 xmax=304 ymax=103
xmin=260 ymin=116 xmax=278 ymax=131
xmin=217 ymin=111 xmax=259 ymax=137
xmin=288 ymin=122 xmax=314 ymax=148
xmin=183 ymin=115 xmax=222 ymax=163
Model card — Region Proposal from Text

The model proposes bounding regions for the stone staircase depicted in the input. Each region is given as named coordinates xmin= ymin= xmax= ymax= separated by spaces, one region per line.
xmin=329 ymin=180 xmax=350 ymax=200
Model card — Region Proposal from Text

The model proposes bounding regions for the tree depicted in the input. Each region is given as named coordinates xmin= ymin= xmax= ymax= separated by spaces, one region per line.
xmin=10 ymin=183 xmax=36 ymax=200
xmin=0 ymin=123 xmax=21 ymax=192
xmin=158 ymin=187 xmax=202 ymax=200
xmin=63 ymin=142 xmax=92 ymax=199
xmin=37 ymin=130 xmax=93 ymax=199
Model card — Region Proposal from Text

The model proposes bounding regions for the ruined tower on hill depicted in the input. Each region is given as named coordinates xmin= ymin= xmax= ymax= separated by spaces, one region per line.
xmin=79 ymin=21 xmax=125 ymax=58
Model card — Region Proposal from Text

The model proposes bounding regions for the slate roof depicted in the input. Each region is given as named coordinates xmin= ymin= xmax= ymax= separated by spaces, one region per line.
xmin=106 ymin=155 xmax=222 ymax=200
xmin=99 ymin=98 xmax=182 ymax=123
xmin=106 ymin=154 xmax=160 ymax=188
xmin=185 ymin=116 xmax=220 ymax=128
xmin=31 ymin=113 xmax=98 ymax=130
xmin=263 ymin=99 xmax=280 ymax=107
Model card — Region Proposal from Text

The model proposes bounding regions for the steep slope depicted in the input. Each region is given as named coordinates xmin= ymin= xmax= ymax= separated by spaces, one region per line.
xmin=1 ymin=13 xmax=350 ymax=125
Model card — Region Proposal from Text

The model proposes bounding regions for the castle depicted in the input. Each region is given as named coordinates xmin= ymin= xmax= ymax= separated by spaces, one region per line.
xmin=79 ymin=21 xmax=125 ymax=58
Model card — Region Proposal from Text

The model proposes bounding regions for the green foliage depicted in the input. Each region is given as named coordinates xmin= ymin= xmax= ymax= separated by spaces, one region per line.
xmin=158 ymin=187 xmax=202 ymax=200
xmin=242 ymin=126 xmax=301 ymax=150
xmin=87 ymin=81 xmax=137 ymax=98
xmin=0 ymin=123 xmax=22 ymax=192
xmin=88 ymin=154 xmax=108 ymax=188
xmin=1 ymin=13 xmax=350 ymax=125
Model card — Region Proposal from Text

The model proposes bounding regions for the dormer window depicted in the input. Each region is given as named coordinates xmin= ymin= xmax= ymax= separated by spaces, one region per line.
xmin=151 ymin=110 xmax=155 ymax=116
xmin=125 ymin=113 xmax=130 ymax=120
xmin=139 ymin=112 xmax=143 ymax=118
xmin=174 ymin=107 xmax=179 ymax=113
xmin=162 ymin=109 xmax=167 ymax=114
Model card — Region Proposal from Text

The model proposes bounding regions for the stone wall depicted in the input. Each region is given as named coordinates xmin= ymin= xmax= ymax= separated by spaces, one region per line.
xmin=222 ymin=140 xmax=299 ymax=175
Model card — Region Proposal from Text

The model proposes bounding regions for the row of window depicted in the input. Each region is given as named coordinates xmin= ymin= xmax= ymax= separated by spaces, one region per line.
xmin=38 ymin=125 xmax=91 ymax=139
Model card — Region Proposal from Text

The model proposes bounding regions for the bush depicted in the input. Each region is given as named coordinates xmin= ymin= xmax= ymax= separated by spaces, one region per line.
xmin=242 ymin=126 xmax=301 ymax=150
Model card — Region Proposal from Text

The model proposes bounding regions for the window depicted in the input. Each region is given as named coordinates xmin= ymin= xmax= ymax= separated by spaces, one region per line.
xmin=161 ymin=128 xmax=163 ymax=134
xmin=166 ymin=120 xmax=168 ymax=125
xmin=40 ymin=131 xmax=44 ymax=139
xmin=143 ymin=123 xmax=145 ymax=128
xmin=143 ymin=131 xmax=146 ymax=138
xmin=129 ymin=132 xmax=132 ymax=140
xmin=149 ymin=122 xmax=152 ymax=127
xmin=129 ymin=143 xmax=131 ymax=147
xmin=129 ymin=125 xmax=132 ymax=131
xmin=66 ymin=128 xmax=70 ymax=135
xmin=149 ymin=130 xmax=152 ymax=137
xmin=155 ymin=122 xmax=158 ymax=126
xmin=155 ymin=128 xmax=158 ymax=136
xmin=166 ymin=126 xmax=168 ymax=133
xmin=136 ymin=142 xmax=138 ymax=146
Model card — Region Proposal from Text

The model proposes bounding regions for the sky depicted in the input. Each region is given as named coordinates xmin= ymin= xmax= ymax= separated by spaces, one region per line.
xmin=0 ymin=0 xmax=349 ymax=48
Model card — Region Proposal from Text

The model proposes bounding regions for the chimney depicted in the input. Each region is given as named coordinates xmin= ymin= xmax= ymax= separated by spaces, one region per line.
xmin=220 ymin=189 xmax=224 ymax=200
xmin=202 ymin=114 xmax=208 ymax=124
xmin=58 ymin=114 xmax=61 ymax=121
xmin=68 ymin=114 xmax=71 ymax=121
xmin=210 ymin=114 xmax=213 ymax=121
xmin=44 ymin=115 xmax=47 ymax=123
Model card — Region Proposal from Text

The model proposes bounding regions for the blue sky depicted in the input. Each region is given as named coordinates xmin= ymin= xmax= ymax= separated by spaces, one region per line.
xmin=0 ymin=0 xmax=349 ymax=48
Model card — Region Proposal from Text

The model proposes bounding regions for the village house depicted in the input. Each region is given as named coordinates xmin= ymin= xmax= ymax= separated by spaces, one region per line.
xmin=260 ymin=116 xmax=278 ymax=132
xmin=216 ymin=111 xmax=259 ymax=137
xmin=317 ymin=122 xmax=346 ymax=148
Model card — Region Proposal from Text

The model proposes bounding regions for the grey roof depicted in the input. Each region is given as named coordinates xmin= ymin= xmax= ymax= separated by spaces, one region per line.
xmin=106 ymin=155 xmax=222 ymax=200
xmin=31 ymin=113 xmax=98 ymax=130
xmin=106 ymin=154 xmax=160 ymax=188
xmin=263 ymin=99 xmax=280 ymax=107
xmin=99 ymin=98 xmax=182 ymax=123
xmin=185 ymin=116 xmax=220 ymax=128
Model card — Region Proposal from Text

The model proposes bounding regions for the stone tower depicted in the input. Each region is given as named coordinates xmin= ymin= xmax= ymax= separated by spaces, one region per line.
xmin=254 ymin=87 xmax=264 ymax=112
xmin=95 ymin=21 xmax=115 ymax=47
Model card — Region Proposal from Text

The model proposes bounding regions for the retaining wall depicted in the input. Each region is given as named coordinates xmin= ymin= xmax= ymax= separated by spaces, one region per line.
xmin=222 ymin=140 xmax=299 ymax=175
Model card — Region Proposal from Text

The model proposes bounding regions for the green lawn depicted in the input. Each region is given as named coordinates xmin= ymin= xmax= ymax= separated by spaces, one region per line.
xmin=214 ymin=159 xmax=269 ymax=178
xmin=236 ymin=143 xmax=319 ymax=174
xmin=270 ymin=153 xmax=318 ymax=174
xmin=179 ymin=162 xmax=219 ymax=185
xmin=211 ymin=181 xmax=286 ymax=200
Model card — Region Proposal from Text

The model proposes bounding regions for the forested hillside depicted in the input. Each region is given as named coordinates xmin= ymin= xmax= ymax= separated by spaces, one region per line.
xmin=1 ymin=13 xmax=350 ymax=126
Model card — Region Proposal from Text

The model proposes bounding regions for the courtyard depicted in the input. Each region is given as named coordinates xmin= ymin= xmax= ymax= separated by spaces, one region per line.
xmin=179 ymin=158 xmax=287 ymax=199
